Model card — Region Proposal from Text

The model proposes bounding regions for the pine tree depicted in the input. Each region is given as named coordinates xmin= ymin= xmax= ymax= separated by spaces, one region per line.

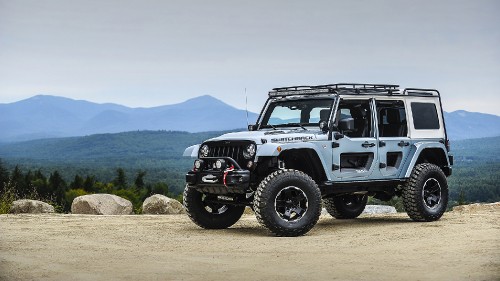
xmin=113 ymin=168 xmax=127 ymax=189
xmin=49 ymin=171 xmax=67 ymax=208
xmin=32 ymin=169 xmax=49 ymax=198
xmin=0 ymin=159 xmax=9 ymax=193
xmin=134 ymin=171 xmax=146 ymax=189
xmin=83 ymin=176 xmax=96 ymax=193
xmin=10 ymin=166 xmax=25 ymax=197
xmin=70 ymin=175 xmax=84 ymax=190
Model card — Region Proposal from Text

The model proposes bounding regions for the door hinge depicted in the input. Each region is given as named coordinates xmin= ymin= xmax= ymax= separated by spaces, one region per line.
xmin=332 ymin=142 xmax=340 ymax=148
xmin=379 ymin=163 xmax=387 ymax=169
xmin=332 ymin=164 xmax=340 ymax=171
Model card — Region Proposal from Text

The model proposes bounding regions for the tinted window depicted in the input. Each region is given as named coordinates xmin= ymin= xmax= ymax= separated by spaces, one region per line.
xmin=411 ymin=102 xmax=440 ymax=130
xmin=336 ymin=99 xmax=373 ymax=138
xmin=376 ymin=100 xmax=408 ymax=137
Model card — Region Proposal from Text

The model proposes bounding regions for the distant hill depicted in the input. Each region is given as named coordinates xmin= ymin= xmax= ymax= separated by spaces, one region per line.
xmin=0 ymin=95 xmax=499 ymax=142
xmin=0 ymin=130 xmax=230 ymax=194
xmin=0 ymin=95 xmax=258 ymax=142
xmin=444 ymin=110 xmax=500 ymax=140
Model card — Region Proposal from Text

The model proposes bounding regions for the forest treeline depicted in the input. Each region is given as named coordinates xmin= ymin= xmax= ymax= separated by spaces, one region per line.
xmin=0 ymin=132 xmax=498 ymax=213
xmin=0 ymin=159 xmax=179 ymax=214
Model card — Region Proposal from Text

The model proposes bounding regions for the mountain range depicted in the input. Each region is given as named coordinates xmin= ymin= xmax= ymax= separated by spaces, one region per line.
xmin=0 ymin=95 xmax=258 ymax=142
xmin=0 ymin=95 xmax=499 ymax=142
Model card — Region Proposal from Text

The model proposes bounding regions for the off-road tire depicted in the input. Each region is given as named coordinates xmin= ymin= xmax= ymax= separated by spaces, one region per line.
xmin=402 ymin=163 xmax=448 ymax=221
xmin=183 ymin=184 xmax=245 ymax=229
xmin=253 ymin=169 xmax=321 ymax=237
xmin=323 ymin=194 xmax=368 ymax=219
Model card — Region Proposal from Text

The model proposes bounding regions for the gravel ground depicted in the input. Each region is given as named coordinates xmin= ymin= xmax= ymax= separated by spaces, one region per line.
xmin=0 ymin=208 xmax=499 ymax=281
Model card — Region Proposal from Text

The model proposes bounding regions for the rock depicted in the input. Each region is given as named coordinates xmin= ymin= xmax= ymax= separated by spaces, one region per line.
xmin=71 ymin=194 xmax=133 ymax=215
xmin=10 ymin=199 xmax=55 ymax=214
xmin=142 ymin=194 xmax=184 ymax=214
xmin=452 ymin=202 xmax=500 ymax=213
xmin=363 ymin=205 xmax=397 ymax=214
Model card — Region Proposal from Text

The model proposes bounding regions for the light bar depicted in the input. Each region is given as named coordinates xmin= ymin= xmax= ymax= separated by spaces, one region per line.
xmin=269 ymin=88 xmax=330 ymax=97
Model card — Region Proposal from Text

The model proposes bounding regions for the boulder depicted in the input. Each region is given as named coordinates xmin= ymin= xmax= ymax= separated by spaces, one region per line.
xmin=10 ymin=199 xmax=55 ymax=214
xmin=363 ymin=205 xmax=397 ymax=214
xmin=71 ymin=194 xmax=133 ymax=215
xmin=142 ymin=194 xmax=184 ymax=214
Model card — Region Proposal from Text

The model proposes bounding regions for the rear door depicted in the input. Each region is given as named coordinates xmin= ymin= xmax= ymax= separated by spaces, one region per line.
xmin=375 ymin=99 xmax=411 ymax=178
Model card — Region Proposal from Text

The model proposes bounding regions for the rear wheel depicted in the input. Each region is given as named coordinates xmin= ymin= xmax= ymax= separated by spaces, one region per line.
xmin=402 ymin=163 xmax=448 ymax=221
xmin=323 ymin=194 xmax=368 ymax=219
xmin=183 ymin=184 xmax=245 ymax=229
xmin=254 ymin=169 xmax=321 ymax=237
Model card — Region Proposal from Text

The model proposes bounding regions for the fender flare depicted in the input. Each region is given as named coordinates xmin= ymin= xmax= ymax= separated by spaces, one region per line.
xmin=256 ymin=142 xmax=331 ymax=180
xmin=183 ymin=144 xmax=200 ymax=158
xmin=402 ymin=142 xmax=450 ymax=178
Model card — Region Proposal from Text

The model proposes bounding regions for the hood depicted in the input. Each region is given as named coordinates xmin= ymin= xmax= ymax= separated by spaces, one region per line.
xmin=206 ymin=129 xmax=328 ymax=144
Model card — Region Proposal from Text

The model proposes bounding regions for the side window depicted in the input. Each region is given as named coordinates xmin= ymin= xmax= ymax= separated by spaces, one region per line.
xmin=411 ymin=102 xmax=440 ymax=130
xmin=376 ymin=100 xmax=408 ymax=137
xmin=336 ymin=99 xmax=373 ymax=138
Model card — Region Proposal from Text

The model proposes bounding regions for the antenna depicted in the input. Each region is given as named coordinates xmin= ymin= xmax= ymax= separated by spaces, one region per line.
xmin=245 ymin=88 xmax=249 ymax=127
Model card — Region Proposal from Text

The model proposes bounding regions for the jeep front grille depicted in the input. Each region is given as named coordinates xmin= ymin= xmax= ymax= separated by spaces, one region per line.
xmin=205 ymin=141 xmax=253 ymax=168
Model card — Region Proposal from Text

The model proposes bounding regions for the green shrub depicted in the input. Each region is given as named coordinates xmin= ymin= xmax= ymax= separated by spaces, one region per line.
xmin=65 ymin=189 xmax=87 ymax=206
xmin=112 ymin=189 xmax=142 ymax=213
xmin=0 ymin=185 xmax=16 ymax=214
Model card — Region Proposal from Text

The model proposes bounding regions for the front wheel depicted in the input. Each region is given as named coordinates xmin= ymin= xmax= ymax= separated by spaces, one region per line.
xmin=253 ymin=169 xmax=322 ymax=237
xmin=323 ymin=194 xmax=368 ymax=219
xmin=402 ymin=163 xmax=448 ymax=221
xmin=183 ymin=184 xmax=245 ymax=229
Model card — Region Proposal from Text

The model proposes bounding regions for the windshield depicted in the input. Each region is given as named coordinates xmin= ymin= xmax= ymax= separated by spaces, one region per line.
xmin=260 ymin=98 xmax=335 ymax=128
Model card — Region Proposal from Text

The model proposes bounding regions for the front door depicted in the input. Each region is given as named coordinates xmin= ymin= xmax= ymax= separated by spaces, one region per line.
xmin=332 ymin=98 xmax=378 ymax=180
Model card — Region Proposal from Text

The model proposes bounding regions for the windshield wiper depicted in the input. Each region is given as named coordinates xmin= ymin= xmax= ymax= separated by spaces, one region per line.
xmin=286 ymin=123 xmax=308 ymax=130
xmin=263 ymin=124 xmax=277 ymax=130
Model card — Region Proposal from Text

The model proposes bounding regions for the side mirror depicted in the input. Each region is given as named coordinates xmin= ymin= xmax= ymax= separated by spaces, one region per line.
xmin=339 ymin=118 xmax=354 ymax=133
xmin=248 ymin=124 xmax=257 ymax=131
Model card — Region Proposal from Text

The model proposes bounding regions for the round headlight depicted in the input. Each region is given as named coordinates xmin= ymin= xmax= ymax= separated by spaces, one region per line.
xmin=194 ymin=160 xmax=202 ymax=170
xmin=215 ymin=159 xmax=226 ymax=170
xmin=199 ymin=145 xmax=209 ymax=157
xmin=243 ymin=143 xmax=256 ymax=159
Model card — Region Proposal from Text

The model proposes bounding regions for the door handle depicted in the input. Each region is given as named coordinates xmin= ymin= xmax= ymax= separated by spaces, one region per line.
xmin=398 ymin=141 xmax=410 ymax=147
xmin=362 ymin=141 xmax=376 ymax=148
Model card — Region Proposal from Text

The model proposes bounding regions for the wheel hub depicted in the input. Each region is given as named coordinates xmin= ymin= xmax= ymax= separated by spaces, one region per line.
xmin=274 ymin=186 xmax=308 ymax=222
xmin=422 ymin=178 xmax=442 ymax=209
xmin=202 ymin=195 xmax=228 ymax=215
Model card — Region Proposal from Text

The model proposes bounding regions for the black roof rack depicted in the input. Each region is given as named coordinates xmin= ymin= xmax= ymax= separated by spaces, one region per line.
xmin=403 ymin=88 xmax=440 ymax=97
xmin=269 ymin=83 xmax=400 ymax=97
xmin=312 ymin=83 xmax=399 ymax=90
xmin=268 ymin=83 xmax=442 ymax=98
xmin=272 ymin=85 xmax=316 ymax=91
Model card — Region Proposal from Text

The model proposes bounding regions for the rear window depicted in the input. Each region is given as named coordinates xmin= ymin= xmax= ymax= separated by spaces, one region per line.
xmin=411 ymin=102 xmax=440 ymax=130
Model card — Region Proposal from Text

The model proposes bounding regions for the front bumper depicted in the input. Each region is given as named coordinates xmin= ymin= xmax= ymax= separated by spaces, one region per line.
xmin=185 ymin=157 xmax=251 ymax=194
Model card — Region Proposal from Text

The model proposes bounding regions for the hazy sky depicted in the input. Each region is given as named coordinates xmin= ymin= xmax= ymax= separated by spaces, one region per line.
xmin=0 ymin=0 xmax=499 ymax=114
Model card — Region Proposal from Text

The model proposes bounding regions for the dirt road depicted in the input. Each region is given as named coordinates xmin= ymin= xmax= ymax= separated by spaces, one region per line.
xmin=1 ymin=208 xmax=499 ymax=281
